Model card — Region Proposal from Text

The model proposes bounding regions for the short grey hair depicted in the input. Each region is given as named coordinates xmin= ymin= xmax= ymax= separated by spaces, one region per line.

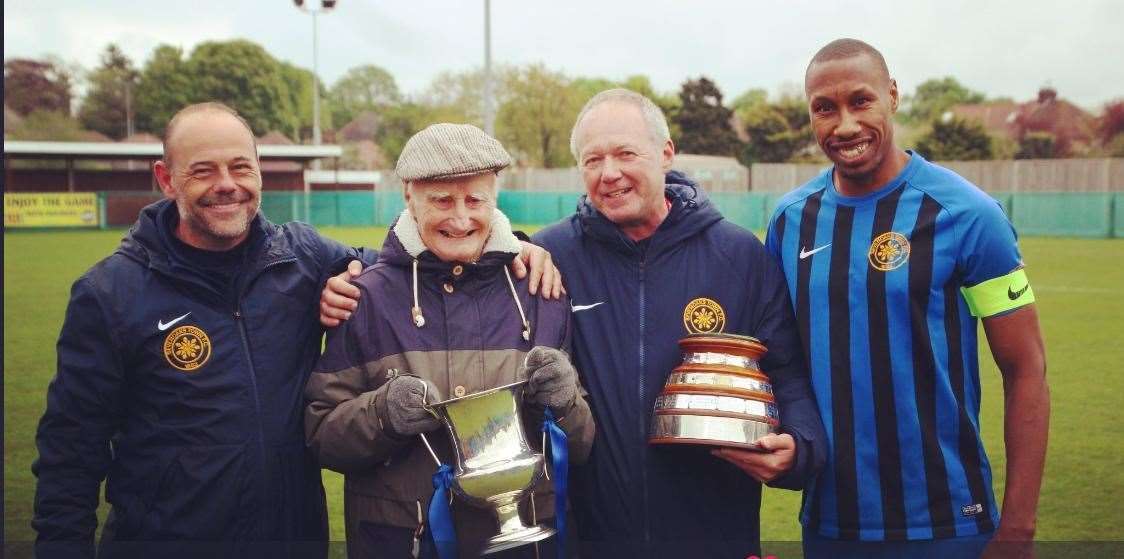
xmin=569 ymin=88 xmax=671 ymax=161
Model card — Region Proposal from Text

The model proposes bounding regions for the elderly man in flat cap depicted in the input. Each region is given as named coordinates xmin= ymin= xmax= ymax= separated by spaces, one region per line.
xmin=304 ymin=123 xmax=595 ymax=558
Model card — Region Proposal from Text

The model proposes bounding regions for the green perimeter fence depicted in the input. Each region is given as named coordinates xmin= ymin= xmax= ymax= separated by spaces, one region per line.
xmin=70 ymin=190 xmax=1124 ymax=238
xmin=260 ymin=191 xmax=1124 ymax=238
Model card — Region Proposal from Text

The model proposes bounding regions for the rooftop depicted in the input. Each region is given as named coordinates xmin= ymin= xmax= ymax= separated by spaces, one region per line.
xmin=3 ymin=140 xmax=343 ymax=161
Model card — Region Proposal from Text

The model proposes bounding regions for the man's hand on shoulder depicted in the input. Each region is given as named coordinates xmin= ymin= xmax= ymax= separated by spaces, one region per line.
xmin=711 ymin=433 xmax=796 ymax=483
xmin=512 ymin=241 xmax=564 ymax=299
xmin=320 ymin=260 xmax=362 ymax=327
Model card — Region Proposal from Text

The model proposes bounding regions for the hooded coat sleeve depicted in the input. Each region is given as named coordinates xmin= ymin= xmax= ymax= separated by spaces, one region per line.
xmin=32 ymin=276 xmax=126 ymax=558
xmin=303 ymin=290 xmax=406 ymax=473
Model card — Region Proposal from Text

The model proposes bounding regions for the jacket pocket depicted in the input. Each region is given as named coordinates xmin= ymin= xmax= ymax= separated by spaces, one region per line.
xmin=139 ymin=444 xmax=248 ymax=540
xmin=344 ymin=492 xmax=421 ymax=530
xmin=351 ymin=521 xmax=417 ymax=558
xmin=103 ymin=448 xmax=180 ymax=539
xmin=266 ymin=442 xmax=329 ymax=541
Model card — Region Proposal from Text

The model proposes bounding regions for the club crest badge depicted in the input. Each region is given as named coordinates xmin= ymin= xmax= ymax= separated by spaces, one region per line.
xmin=683 ymin=297 xmax=726 ymax=334
xmin=163 ymin=325 xmax=212 ymax=372
xmin=868 ymin=232 xmax=911 ymax=271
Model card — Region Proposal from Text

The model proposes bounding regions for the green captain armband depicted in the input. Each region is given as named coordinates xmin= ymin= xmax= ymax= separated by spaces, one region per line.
xmin=960 ymin=268 xmax=1035 ymax=317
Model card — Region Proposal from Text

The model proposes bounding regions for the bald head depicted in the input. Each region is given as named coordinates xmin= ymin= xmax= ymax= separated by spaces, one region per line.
xmin=163 ymin=102 xmax=257 ymax=167
xmin=153 ymin=102 xmax=263 ymax=251
xmin=805 ymin=38 xmax=890 ymax=91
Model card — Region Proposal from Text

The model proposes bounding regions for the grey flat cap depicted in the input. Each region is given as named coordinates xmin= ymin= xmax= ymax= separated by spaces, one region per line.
xmin=396 ymin=123 xmax=512 ymax=182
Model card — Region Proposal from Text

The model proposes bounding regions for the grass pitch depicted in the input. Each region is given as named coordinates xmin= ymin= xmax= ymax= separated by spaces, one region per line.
xmin=5 ymin=227 xmax=1123 ymax=548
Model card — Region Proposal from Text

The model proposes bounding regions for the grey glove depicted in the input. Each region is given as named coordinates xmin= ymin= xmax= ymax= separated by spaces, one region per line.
xmin=523 ymin=346 xmax=578 ymax=415
xmin=380 ymin=375 xmax=442 ymax=437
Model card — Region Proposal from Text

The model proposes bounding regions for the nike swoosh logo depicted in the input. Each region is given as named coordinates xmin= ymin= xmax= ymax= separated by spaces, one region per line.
xmin=1008 ymin=284 xmax=1029 ymax=300
xmin=799 ymin=244 xmax=831 ymax=260
xmin=157 ymin=312 xmax=192 ymax=331
xmin=571 ymin=302 xmax=605 ymax=312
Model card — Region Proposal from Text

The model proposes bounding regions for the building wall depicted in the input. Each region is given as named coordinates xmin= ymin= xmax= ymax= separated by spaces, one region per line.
xmin=4 ymin=170 xmax=155 ymax=192
xmin=3 ymin=168 xmax=310 ymax=192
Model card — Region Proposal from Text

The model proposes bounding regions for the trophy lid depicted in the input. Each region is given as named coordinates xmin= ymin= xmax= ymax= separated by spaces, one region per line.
xmin=678 ymin=332 xmax=767 ymax=358
xmin=683 ymin=332 xmax=762 ymax=344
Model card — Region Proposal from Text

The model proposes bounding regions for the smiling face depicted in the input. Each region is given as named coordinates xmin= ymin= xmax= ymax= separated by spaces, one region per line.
xmin=154 ymin=109 xmax=262 ymax=251
xmin=573 ymin=100 xmax=674 ymax=241
xmin=805 ymin=53 xmax=908 ymax=195
xmin=405 ymin=173 xmax=497 ymax=263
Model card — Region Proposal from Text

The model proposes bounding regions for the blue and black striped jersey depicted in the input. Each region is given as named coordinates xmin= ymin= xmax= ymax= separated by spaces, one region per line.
xmin=765 ymin=153 xmax=1025 ymax=541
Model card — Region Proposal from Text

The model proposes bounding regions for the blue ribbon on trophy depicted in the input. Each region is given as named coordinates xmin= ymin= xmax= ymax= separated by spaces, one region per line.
xmin=428 ymin=463 xmax=458 ymax=559
xmin=543 ymin=408 xmax=568 ymax=558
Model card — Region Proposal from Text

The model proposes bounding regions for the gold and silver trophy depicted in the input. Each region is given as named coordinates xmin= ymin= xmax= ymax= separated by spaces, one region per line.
xmin=649 ymin=333 xmax=780 ymax=449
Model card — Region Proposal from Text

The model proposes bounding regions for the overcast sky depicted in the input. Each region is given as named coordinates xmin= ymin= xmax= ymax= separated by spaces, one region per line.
xmin=5 ymin=0 xmax=1122 ymax=111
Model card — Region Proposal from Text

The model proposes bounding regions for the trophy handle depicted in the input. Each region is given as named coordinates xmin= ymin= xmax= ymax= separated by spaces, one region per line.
xmin=420 ymin=379 xmax=440 ymax=417
xmin=411 ymin=379 xmax=443 ymax=467
xmin=418 ymin=432 xmax=442 ymax=468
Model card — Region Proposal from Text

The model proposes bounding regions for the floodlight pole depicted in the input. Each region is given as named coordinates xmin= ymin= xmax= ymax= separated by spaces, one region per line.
xmin=124 ymin=81 xmax=134 ymax=138
xmin=483 ymin=0 xmax=494 ymax=136
xmin=312 ymin=9 xmax=321 ymax=147
xmin=294 ymin=0 xmax=335 ymax=172
xmin=124 ymin=80 xmax=136 ymax=170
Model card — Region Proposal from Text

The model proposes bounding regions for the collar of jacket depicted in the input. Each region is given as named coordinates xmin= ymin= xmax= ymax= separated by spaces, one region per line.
xmin=385 ymin=207 xmax=529 ymax=334
xmin=576 ymin=170 xmax=722 ymax=256
xmin=118 ymin=199 xmax=295 ymax=280
xmin=380 ymin=207 xmax=521 ymax=275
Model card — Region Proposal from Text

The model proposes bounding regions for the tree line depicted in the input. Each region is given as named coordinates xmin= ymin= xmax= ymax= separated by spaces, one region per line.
xmin=5 ymin=40 xmax=1124 ymax=169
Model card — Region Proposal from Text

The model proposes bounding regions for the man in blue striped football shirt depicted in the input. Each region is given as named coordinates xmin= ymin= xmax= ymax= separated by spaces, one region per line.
xmin=765 ymin=39 xmax=1049 ymax=558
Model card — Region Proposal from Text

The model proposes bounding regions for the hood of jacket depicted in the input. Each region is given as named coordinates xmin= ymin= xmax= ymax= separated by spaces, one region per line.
xmin=378 ymin=207 xmax=521 ymax=273
xmin=115 ymin=199 xmax=286 ymax=282
xmin=575 ymin=170 xmax=723 ymax=255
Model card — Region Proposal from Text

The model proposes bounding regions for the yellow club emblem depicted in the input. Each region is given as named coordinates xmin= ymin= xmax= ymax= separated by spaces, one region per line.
xmin=868 ymin=232 xmax=911 ymax=272
xmin=683 ymin=297 xmax=726 ymax=334
xmin=163 ymin=325 xmax=212 ymax=372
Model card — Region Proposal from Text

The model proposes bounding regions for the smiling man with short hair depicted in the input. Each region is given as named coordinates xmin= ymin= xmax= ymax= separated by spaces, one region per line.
xmin=532 ymin=89 xmax=826 ymax=558
xmin=32 ymin=102 xmax=369 ymax=558
xmin=765 ymin=38 xmax=1049 ymax=558
xmin=155 ymin=103 xmax=263 ymax=249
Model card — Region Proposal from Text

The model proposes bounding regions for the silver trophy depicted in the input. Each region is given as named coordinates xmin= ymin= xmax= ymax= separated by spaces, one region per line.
xmin=418 ymin=380 xmax=555 ymax=555
xmin=650 ymin=333 xmax=781 ymax=450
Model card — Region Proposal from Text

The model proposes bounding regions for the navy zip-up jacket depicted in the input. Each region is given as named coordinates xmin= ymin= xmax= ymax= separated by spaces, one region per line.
xmin=533 ymin=172 xmax=826 ymax=558
xmin=32 ymin=200 xmax=373 ymax=558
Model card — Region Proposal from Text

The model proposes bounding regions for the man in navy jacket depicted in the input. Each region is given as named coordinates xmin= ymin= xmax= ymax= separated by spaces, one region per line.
xmin=532 ymin=89 xmax=826 ymax=558
xmin=31 ymin=103 xmax=372 ymax=558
